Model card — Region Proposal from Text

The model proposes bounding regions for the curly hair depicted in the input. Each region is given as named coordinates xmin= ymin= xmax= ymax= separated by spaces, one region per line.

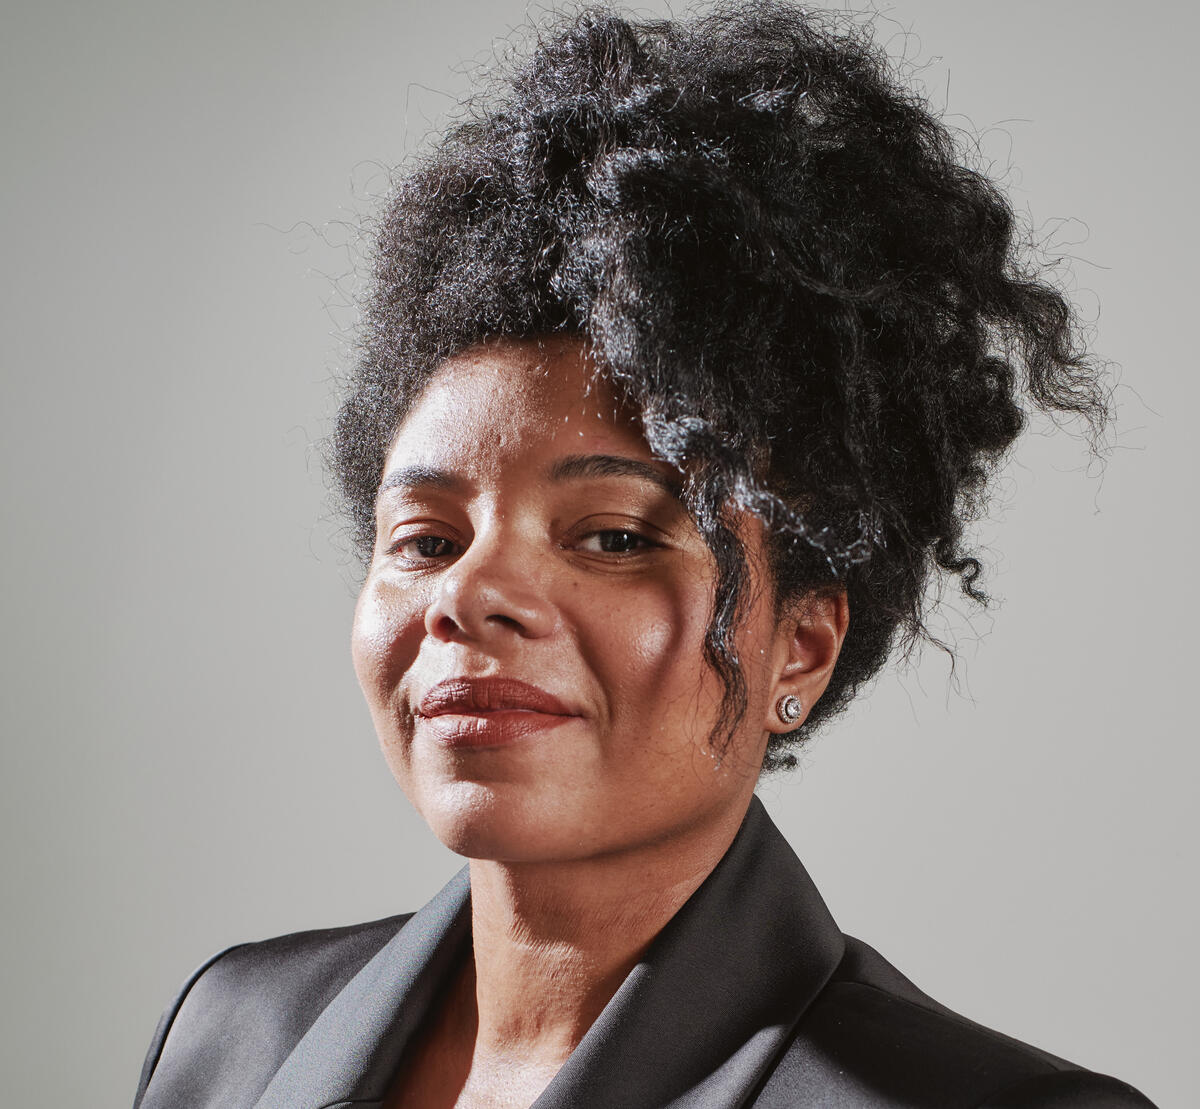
xmin=332 ymin=1 xmax=1106 ymax=769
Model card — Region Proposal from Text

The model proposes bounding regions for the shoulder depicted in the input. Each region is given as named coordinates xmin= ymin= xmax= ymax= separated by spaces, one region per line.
xmin=133 ymin=913 xmax=410 ymax=1109
xmin=757 ymin=935 xmax=1156 ymax=1108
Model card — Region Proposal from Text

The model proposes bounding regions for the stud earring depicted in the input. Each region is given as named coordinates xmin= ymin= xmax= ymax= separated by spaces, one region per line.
xmin=776 ymin=694 xmax=804 ymax=726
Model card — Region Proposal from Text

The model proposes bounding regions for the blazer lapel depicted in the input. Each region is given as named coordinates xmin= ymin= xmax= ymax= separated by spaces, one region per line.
xmin=252 ymin=797 xmax=840 ymax=1109
xmin=251 ymin=867 xmax=471 ymax=1109
xmin=531 ymin=796 xmax=845 ymax=1109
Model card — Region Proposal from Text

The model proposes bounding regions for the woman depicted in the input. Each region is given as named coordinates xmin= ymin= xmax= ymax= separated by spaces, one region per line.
xmin=133 ymin=3 xmax=1155 ymax=1106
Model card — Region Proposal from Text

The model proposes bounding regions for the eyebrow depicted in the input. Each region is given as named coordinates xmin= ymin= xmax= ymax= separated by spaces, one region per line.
xmin=375 ymin=464 xmax=464 ymax=500
xmin=549 ymin=454 xmax=682 ymax=496
xmin=374 ymin=454 xmax=683 ymax=502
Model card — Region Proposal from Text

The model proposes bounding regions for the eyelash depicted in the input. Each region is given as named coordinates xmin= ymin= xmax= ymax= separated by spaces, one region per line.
xmin=575 ymin=529 xmax=656 ymax=555
xmin=387 ymin=534 xmax=460 ymax=561
xmin=384 ymin=527 xmax=659 ymax=563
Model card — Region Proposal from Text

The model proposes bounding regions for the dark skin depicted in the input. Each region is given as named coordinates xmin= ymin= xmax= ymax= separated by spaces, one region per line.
xmin=355 ymin=337 xmax=849 ymax=1108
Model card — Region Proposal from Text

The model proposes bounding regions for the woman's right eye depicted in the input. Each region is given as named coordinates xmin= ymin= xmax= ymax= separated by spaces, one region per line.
xmin=387 ymin=534 xmax=460 ymax=561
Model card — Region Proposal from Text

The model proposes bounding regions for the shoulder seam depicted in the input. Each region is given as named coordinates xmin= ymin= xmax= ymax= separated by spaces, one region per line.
xmin=132 ymin=942 xmax=250 ymax=1108
xmin=970 ymin=1067 xmax=1156 ymax=1109
xmin=973 ymin=1068 xmax=1083 ymax=1109
xmin=821 ymin=978 xmax=1070 ymax=1073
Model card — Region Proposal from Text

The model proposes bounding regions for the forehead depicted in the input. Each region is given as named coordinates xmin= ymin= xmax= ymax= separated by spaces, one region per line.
xmin=385 ymin=337 xmax=649 ymax=468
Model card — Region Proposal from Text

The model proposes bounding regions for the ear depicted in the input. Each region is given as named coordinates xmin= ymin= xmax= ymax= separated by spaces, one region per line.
xmin=765 ymin=589 xmax=850 ymax=733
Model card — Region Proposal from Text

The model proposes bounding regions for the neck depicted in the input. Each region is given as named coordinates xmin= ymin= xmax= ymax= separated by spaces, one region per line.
xmin=465 ymin=801 xmax=751 ymax=1064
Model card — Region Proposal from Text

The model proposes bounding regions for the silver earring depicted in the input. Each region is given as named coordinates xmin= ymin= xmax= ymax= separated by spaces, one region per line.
xmin=776 ymin=694 xmax=803 ymax=726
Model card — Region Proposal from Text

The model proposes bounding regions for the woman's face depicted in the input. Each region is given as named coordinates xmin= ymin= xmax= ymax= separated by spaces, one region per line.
xmin=353 ymin=336 xmax=807 ymax=863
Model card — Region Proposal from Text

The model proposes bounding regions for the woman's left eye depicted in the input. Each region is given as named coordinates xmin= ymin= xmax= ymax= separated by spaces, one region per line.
xmin=576 ymin=529 xmax=655 ymax=555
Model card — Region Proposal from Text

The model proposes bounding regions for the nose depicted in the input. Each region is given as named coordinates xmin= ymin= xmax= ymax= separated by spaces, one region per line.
xmin=424 ymin=528 xmax=557 ymax=644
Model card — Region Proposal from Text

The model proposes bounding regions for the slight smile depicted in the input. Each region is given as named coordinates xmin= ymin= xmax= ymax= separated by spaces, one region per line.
xmin=415 ymin=678 xmax=582 ymax=748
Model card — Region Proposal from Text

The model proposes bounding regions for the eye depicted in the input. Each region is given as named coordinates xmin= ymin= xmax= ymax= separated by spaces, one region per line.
xmin=387 ymin=533 xmax=461 ymax=562
xmin=576 ymin=529 xmax=656 ymax=555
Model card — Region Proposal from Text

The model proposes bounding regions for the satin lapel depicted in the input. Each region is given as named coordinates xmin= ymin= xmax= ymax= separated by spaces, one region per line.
xmin=532 ymin=797 xmax=845 ymax=1109
xmin=252 ymin=868 xmax=471 ymax=1109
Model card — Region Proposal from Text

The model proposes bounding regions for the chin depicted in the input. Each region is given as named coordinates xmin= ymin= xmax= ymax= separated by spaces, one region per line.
xmin=413 ymin=779 xmax=586 ymax=863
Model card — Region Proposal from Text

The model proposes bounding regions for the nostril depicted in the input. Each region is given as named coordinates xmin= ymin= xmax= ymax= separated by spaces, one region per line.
xmin=424 ymin=558 xmax=556 ymax=642
xmin=489 ymin=614 xmax=524 ymax=631
xmin=428 ymin=611 xmax=462 ymax=642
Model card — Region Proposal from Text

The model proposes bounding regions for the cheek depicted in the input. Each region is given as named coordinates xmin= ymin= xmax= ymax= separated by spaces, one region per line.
xmin=351 ymin=579 xmax=426 ymax=711
xmin=581 ymin=560 xmax=720 ymax=738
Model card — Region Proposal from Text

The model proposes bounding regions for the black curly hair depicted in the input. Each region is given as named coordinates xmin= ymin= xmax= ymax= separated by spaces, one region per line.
xmin=332 ymin=1 xmax=1106 ymax=770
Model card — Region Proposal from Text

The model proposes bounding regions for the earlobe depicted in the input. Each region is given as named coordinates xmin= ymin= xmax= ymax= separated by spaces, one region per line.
xmin=775 ymin=694 xmax=805 ymax=726
xmin=766 ymin=590 xmax=849 ymax=733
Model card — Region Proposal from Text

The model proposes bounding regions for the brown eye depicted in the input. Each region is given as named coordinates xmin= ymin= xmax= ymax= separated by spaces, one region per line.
xmin=578 ymin=529 xmax=654 ymax=555
xmin=412 ymin=536 xmax=456 ymax=558
xmin=389 ymin=534 xmax=460 ymax=561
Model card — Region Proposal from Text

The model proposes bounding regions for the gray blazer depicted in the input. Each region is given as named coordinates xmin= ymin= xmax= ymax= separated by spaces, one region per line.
xmin=132 ymin=798 xmax=1155 ymax=1108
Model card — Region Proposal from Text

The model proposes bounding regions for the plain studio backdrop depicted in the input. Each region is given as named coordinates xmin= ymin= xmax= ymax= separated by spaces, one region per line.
xmin=1 ymin=1 xmax=1195 ymax=1105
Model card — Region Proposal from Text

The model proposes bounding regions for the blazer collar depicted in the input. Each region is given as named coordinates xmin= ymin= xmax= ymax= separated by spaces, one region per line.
xmin=531 ymin=796 xmax=844 ymax=1108
xmin=254 ymin=796 xmax=843 ymax=1109
xmin=251 ymin=868 xmax=471 ymax=1109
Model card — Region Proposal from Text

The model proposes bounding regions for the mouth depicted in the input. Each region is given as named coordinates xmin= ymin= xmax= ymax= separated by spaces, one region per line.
xmin=414 ymin=677 xmax=581 ymax=748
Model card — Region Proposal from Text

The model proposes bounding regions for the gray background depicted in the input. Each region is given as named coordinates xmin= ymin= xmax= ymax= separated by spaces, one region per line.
xmin=2 ymin=1 xmax=1195 ymax=1105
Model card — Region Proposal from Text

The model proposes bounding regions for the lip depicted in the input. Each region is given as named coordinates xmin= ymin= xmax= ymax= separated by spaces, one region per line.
xmin=415 ymin=677 xmax=581 ymax=748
